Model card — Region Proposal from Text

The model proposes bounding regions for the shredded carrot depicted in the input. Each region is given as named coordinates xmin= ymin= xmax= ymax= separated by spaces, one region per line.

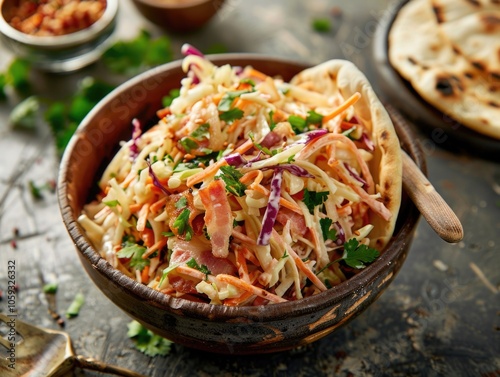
xmin=141 ymin=228 xmax=155 ymax=248
xmin=176 ymin=265 xmax=207 ymax=281
xmin=234 ymin=245 xmax=250 ymax=282
xmin=245 ymin=67 xmax=269 ymax=81
xmin=186 ymin=139 xmax=254 ymax=187
xmin=141 ymin=265 xmax=150 ymax=284
xmin=150 ymin=197 xmax=167 ymax=213
xmin=272 ymin=230 xmax=327 ymax=292
xmin=136 ymin=203 xmax=150 ymax=232
xmin=240 ymin=170 xmax=263 ymax=185
xmin=322 ymin=92 xmax=361 ymax=124
xmin=128 ymin=203 xmax=143 ymax=213
xmin=252 ymin=184 xmax=303 ymax=214
xmin=216 ymin=274 xmax=287 ymax=303
xmin=142 ymin=237 xmax=167 ymax=259
xmin=224 ymin=291 xmax=254 ymax=306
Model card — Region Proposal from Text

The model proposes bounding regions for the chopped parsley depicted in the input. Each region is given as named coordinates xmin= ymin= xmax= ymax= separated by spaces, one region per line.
xmin=127 ymin=320 xmax=173 ymax=357
xmin=219 ymin=165 xmax=247 ymax=197
xmin=172 ymin=208 xmax=193 ymax=240
xmin=281 ymin=251 xmax=289 ymax=260
xmin=303 ymin=189 xmax=329 ymax=214
xmin=186 ymin=258 xmax=211 ymax=279
xmin=319 ymin=218 xmax=338 ymax=242
xmin=117 ymin=242 xmax=150 ymax=271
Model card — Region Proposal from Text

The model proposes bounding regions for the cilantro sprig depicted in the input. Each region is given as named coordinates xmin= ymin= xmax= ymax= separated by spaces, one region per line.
xmin=317 ymin=238 xmax=380 ymax=275
xmin=319 ymin=218 xmax=338 ymax=242
xmin=303 ymin=189 xmax=329 ymax=214
xmin=218 ymin=165 xmax=247 ymax=197
xmin=172 ymin=208 xmax=193 ymax=240
xmin=288 ymin=110 xmax=324 ymax=134
xmin=127 ymin=320 xmax=173 ymax=357
xmin=186 ymin=258 xmax=211 ymax=280
xmin=117 ymin=241 xmax=150 ymax=271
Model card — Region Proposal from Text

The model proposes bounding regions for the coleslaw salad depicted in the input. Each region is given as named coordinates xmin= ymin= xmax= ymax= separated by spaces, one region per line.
xmin=78 ymin=45 xmax=395 ymax=306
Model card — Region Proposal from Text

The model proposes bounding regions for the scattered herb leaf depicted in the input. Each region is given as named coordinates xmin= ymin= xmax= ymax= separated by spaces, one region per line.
xmin=127 ymin=320 xmax=173 ymax=357
xmin=66 ymin=293 xmax=85 ymax=318
xmin=172 ymin=208 xmax=193 ymax=240
xmin=218 ymin=90 xmax=251 ymax=112
xmin=312 ymin=17 xmax=332 ymax=32
xmin=175 ymin=197 xmax=188 ymax=210
xmin=43 ymin=283 xmax=58 ymax=294
xmin=186 ymin=258 xmax=211 ymax=279
xmin=117 ymin=242 xmax=150 ymax=271
xmin=179 ymin=137 xmax=199 ymax=153
xmin=319 ymin=218 xmax=338 ymax=242
xmin=341 ymin=238 xmax=380 ymax=269
xmin=162 ymin=88 xmax=180 ymax=107
xmin=219 ymin=107 xmax=244 ymax=123
xmin=190 ymin=123 xmax=210 ymax=140
xmin=219 ymin=165 xmax=247 ymax=197
xmin=303 ymin=189 xmax=329 ymax=214
xmin=9 ymin=96 xmax=39 ymax=130
xmin=103 ymin=200 xmax=120 ymax=207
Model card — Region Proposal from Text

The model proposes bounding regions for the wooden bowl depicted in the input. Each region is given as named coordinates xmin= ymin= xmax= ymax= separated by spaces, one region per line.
xmin=130 ymin=0 xmax=225 ymax=33
xmin=58 ymin=54 xmax=423 ymax=355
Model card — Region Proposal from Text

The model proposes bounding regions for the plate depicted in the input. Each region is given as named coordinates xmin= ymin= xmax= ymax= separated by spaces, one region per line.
xmin=372 ymin=0 xmax=500 ymax=159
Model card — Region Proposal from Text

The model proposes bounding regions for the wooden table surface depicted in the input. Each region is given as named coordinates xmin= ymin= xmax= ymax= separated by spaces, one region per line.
xmin=1 ymin=1 xmax=499 ymax=376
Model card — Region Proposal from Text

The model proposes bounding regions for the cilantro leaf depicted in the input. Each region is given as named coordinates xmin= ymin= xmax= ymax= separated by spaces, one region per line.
xmin=319 ymin=218 xmax=337 ymax=242
xmin=342 ymin=239 xmax=379 ymax=269
xmin=190 ymin=123 xmax=210 ymax=140
xmin=0 ymin=73 xmax=7 ymax=100
xmin=103 ymin=199 xmax=120 ymax=207
xmin=303 ymin=189 xmax=329 ymax=214
xmin=175 ymin=197 xmax=188 ymax=210
xmin=186 ymin=258 xmax=211 ymax=278
xmin=127 ymin=320 xmax=173 ymax=357
xmin=219 ymin=107 xmax=244 ymax=123
xmin=7 ymin=58 xmax=31 ymax=97
xmin=288 ymin=110 xmax=324 ymax=134
xmin=162 ymin=88 xmax=180 ymax=107
xmin=179 ymin=137 xmax=199 ymax=153
xmin=217 ymin=90 xmax=251 ymax=111
xmin=219 ymin=165 xmax=247 ymax=197
xmin=9 ymin=96 xmax=39 ymax=130
xmin=288 ymin=115 xmax=307 ymax=134
xmin=172 ymin=208 xmax=193 ymax=240
xmin=117 ymin=242 xmax=150 ymax=271
xmin=103 ymin=30 xmax=173 ymax=75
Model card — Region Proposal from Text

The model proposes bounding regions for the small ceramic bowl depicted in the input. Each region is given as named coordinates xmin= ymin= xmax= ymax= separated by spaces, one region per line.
xmin=0 ymin=0 xmax=118 ymax=72
xmin=58 ymin=54 xmax=423 ymax=355
xmin=130 ymin=0 xmax=225 ymax=33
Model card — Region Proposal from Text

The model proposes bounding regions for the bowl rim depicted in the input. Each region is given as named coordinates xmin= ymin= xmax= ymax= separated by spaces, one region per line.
xmin=0 ymin=0 xmax=118 ymax=48
xmin=58 ymin=53 xmax=422 ymax=320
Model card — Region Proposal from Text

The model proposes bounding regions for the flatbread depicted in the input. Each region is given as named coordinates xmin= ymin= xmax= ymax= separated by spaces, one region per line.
xmin=389 ymin=0 xmax=500 ymax=139
xmin=432 ymin=0 xmax=500 ymax=77
xmin=291 ymin=60 xmax=403 ymax=249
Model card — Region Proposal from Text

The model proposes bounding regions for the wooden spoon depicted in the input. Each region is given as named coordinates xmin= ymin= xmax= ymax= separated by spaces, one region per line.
xmin=387 ymin=104 xmax=464 ymax=243
xmin=402 ymin=150 xmax=463 ymax=243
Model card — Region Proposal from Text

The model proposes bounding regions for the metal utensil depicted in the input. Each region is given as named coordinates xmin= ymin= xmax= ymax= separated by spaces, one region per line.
xmin=386 ymin=104 xmax=464 ymax=243
xmin=0 ymin=313 xmax=146 ymax=377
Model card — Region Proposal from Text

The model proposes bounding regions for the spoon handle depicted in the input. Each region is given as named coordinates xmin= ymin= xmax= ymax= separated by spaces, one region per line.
xmin=73 ymin=355 xmax=148 ymax=377
xmin=401 ymin=150 xmax=463 ymax=243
